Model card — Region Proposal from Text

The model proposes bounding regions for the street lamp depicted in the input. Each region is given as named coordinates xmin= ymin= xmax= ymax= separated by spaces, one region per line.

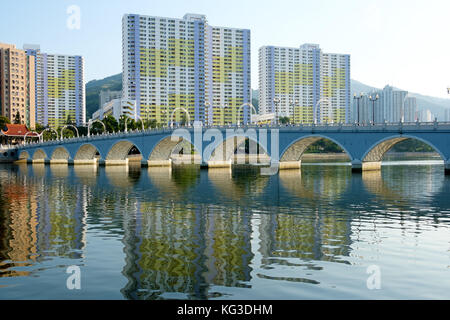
xmin=288 ymin=99 xmax=299 ymax=124
xmin=368 ymin=94 xmax=379 ymax=125
xmin=353 ymin=93 xmax=364 ymax=124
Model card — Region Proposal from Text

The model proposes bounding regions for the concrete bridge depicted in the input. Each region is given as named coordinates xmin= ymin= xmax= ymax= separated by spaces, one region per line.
xmin=12 ymin=122 xmax=450 ymax=174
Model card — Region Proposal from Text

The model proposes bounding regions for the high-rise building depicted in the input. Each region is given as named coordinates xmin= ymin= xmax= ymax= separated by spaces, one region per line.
xmin=418 ymin=109 xmax=434 ymax=122
xmin=403 ymin=97 xmax=417 ymax=122
xmin=352 ymin=85 xmax=413 ymax=124
xmin=444 ymin=108 xmax=450 ymax=122
xmin=259 ymin=44 xmax=350 ymax=124
xmin=24 ymin=45 xmax=85 ymax=128
xmin=204 ymin=23 xmax=251 ymax=125
xmin=122 ymin=13 xmax=251 ymax=126
xmin=0 ymin=43 xmax=35 ymax=129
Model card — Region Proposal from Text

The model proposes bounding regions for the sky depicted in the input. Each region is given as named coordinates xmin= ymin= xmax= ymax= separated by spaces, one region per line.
xmin=1 ymin=0 xmax=450 ymax=98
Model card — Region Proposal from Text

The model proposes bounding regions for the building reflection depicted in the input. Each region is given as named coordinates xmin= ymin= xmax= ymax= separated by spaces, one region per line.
xmin=0 ymin=165 xmax=88 ymax=280
xmin=279 ymin=166 xmax=350 ymax=202
xmin=208 ymin=167 xmax=269 ymax=201
xmin=121 ymin=203 xmax=253 ymax=300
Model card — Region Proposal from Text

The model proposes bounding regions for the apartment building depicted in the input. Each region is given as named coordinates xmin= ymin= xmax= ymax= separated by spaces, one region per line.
xmin=122 ymin=13 xmax=251 ymax=125
xmin=259 ymin=44 xmax=350 ymax=124
xmin=25 ymin=45 xmax=85 ymax=128
xmin=0 ymin=43 xmax=35 ymax=129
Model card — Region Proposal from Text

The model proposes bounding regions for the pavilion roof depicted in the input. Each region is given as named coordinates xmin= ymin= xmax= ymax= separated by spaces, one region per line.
xmin=1 ymin=124 xmax=39 ymax=137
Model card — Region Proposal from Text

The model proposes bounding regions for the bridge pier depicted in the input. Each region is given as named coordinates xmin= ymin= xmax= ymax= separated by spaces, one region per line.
xmin=73 ymin=159 xmax=98 ymax=165
xmin=50 ymin=159 xmax=68 ymax=165
xmin=207 ymin=160 xmax=232 ymax=169
xmin=351 ymin=160 xmax=382 ymax=173
xmin=279 ymin=161 xmax=302 ymax=170
xmin=445 ymin=162 xmax=450 ymax=175
xmin=147 ymin=159 xmax=172 ymax=167
xmin=104 ymin=159 xmax=129 ymax=166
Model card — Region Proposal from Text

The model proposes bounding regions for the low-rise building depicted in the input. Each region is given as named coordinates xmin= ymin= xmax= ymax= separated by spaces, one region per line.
xmin=92 ymin=99 xmax=137 ymax=121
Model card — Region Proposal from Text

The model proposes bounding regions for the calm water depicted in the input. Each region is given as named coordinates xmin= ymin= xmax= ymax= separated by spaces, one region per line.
xmin=0 ymin=161 xmax=449 ymax=300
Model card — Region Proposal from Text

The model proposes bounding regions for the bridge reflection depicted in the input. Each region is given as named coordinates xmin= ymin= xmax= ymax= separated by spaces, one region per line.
xmin=0 ymin=164 xmax=447 ymax=299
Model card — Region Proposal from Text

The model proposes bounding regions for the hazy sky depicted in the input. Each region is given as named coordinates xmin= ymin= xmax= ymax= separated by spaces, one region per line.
xmin=2 ymin=0 xmax=450 ymax=98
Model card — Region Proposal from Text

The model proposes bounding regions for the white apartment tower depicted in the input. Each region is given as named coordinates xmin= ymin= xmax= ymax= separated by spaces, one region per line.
xmin=122 ymin=13 xmax=251 ymax=126
xmin=259 ymin=44 xmax=350 ymax=124
xmin=25 ymin=45 xmax=85 ymax=128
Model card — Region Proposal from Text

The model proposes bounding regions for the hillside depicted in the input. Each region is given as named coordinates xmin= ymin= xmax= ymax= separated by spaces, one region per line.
xmin=86 ymin=73 xmax=122 ymax=118
xmin=85 ymin=74 xmax=450 ymax=120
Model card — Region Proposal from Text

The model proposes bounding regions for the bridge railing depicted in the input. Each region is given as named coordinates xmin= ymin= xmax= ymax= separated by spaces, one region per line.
xmin=15 ymin=120 xmax=450 ymax=150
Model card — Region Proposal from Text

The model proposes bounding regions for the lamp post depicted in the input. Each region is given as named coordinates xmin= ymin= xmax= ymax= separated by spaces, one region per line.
xmin=368 ymin=94 xmax=379 ymax=125
xmin=288 ymin=99 xmax=299 ymax=124
xmin=353 ymin=93 xmax=364 ymax=124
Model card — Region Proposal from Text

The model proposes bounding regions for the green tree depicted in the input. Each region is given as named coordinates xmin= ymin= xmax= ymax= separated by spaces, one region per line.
xmin=102 ymin=115 xmax=119 ymax=133
xmin=13 ymin=111 xmax=21 ymax=124
xmin=144 ymin=119 xmax=158 ymax=129
xmin=66 ymin=115 xmax=73 ymax=125
xmin=279 ymin=117 xmax=291 ymax=125
xmin=0 ymin=116 xmax=10 ymax=130
xmin=34 ymin=123 xmax=45 ymax=134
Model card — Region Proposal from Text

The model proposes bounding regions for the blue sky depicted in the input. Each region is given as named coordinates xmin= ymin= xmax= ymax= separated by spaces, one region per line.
xmin=1 ymin=0 xmax=450 ymax=98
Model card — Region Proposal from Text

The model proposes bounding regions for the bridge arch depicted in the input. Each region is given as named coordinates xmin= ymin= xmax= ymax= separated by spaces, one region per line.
xmin=32 ymin=149 xmax=47 ymax=161
xmin=148 ymin=135 xmax=199 ymax=161
xmin=280 ymin=135 xmax=353 ymax=162
xmin=18 ymin=150 xmax=30 ymax=161
xmin=51 ymin=146 xmax=70 ymax=161
xmin=362 ymin=135 xmax=445 ymax=162
xmin=207 ymin=132 xmax=270 ymax=164
xmin=106 ymin=140 xmax=142 ymax=161
xmin=74 ymin=144 xmax=101 ymax=161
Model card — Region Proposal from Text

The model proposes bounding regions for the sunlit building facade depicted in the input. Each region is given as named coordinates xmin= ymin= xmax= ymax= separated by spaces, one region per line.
xmin=0 ymin=43 xmax=35 ymax=129
xmin=122 ymin=13 xmax=251 ymax=126
xmin=259 ymin=44 xmax=350 ymax=124
xmin=25 ymin=45 xmax=85 ymax=128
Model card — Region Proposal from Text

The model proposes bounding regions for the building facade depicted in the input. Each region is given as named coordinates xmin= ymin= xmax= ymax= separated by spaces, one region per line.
xmin=25 ymin=45 xmax=85 ymax=128
xmin=92 ymin=99 xmax=137 ymax=121
xmin=351 ymin=85 xmax=416 ymax=124
xmin=122 ymin=13 xmax=251 ymax=126
xmin=0 ymin=43 xmax=35 ymax=129
xmin=259 ymin=44 xmax=350 ymax=124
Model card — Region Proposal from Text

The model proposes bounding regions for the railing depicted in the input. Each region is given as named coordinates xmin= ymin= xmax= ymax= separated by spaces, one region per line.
xmin=15 ymin=120 xmax=450 ymax=150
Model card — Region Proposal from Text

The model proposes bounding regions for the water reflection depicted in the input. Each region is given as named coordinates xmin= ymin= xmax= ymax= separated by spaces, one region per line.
xmin=0 ymin=163 xmax=449 ymax=299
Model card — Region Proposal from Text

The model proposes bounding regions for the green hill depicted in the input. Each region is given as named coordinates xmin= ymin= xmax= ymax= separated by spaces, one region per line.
xmin=86 ymin=73 xmax=122 ymax=119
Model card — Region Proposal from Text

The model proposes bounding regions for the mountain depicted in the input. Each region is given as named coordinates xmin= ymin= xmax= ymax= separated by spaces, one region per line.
xmin=85 ymin=74 xmax=450 ymax=120
xmin=351 ymin=79 xmax=450 ymax=119
xmin=85 ymin=73 xmax=122 ymax=118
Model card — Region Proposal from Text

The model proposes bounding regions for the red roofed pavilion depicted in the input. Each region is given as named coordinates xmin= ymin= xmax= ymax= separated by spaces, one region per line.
xmin=1 ymin=124 xmax=39 ymax=145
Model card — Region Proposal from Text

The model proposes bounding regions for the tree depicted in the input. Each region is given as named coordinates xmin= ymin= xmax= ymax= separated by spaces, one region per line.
xmin=279 ymin=117 xmax=291 ymax=125
xmin=35 ymin=123 xmax=45 ymax=134
xmin=0 ymin=116 xmax=10 ymax=130
xmin=66 ymin=115 xmax=73 ymax=125
xmin=102 ymin=115 xmax=119 ymax=133
xmin=14 ymin=111 xmax=21 ymax=124
xmin=144 ymin=119 xmax=158 ymax=129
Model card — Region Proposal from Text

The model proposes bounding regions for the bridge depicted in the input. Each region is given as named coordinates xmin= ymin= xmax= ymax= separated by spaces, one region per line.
xmin=10 ymin=121 xmax=450 ymax=174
